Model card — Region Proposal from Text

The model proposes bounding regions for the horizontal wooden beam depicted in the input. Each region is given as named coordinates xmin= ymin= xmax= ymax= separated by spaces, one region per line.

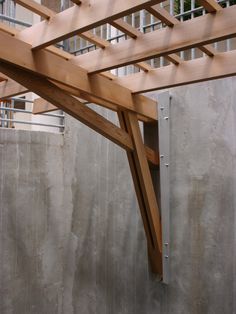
xmin=115 ymin=50 xmax=236 ymax=93
xmin=0 ymin=61 xmax=134 ymax=151
xmin=74 ymin=5 xmax=236 ymax=73
xmin=197 ymin=0 xmax=222 ymax=12
xmin=0 ymin=29 xmax=157 ymax=121
xmin=0 ymin=75 xmax=155 ymax=123
xmin=18 ymin=0 xmax=162 ymax=50
xmin=14 ymin=0 xmax=153 ymax=72
xmin=146 ymin=4 xmax=216 ymax=57
xmin=0 ymin=76 xmax=28 ymax=98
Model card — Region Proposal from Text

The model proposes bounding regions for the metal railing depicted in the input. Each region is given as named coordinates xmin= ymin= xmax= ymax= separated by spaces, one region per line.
xmin=0 ymin=98 xmax=65 ymax=132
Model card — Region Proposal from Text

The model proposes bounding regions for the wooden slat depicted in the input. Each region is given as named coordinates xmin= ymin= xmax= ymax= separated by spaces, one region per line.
xmin=109 ymin=20 xmax=154 ymax=71
xmin=197 ymin=0 xmax=222 ymax=12
xmin=146 ymin=5 xmax=177 ymax=26
xmin=110 ymin=17 xmax=180 ymax=68
xmin=0 ymin=22 xmax=74 ymax=60
xmin=73 ymin=5 xmax=235 ymax=73
xmin=165 ymin=54 xmax=182 ymax=65
xmin=110 ymin=18 xmax=140 ymax=39
xmin=0 ymin=61 xmax=134 ymax=151
xmin=80 ymin=31 xmax=110 ymax=48
xmin=136 ymin=62 xmax=153 ymax=72
xmin=147 ymin=4 xmax=216 ymax=57
xmin=14 ymin=0 xmax=55 ymax=19
xmin=14 ymin=0 xmax=153 ymax=71
xmin=0 ymin=28 xmax=157 ymax=121
xmin=18 ymin=0 xmax=162 ymax=50
xmin=115 ymin=50 xmax=236 ymax=93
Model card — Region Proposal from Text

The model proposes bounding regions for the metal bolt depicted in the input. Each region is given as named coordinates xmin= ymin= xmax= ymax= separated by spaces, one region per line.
xmin=164 ymin=255 xmax=169 ymax=259
xmin=164 ymin=243 xmax=168 ymax=246
xmin=160 ymin=155 xmax=164 ymax=158
xmin=164 ymin=117 xmax=169 ymax=120
xmin=160 ymin=107 xmax=164 ymax=110
xmin=165 ymin=163 xmax=169 ymax=167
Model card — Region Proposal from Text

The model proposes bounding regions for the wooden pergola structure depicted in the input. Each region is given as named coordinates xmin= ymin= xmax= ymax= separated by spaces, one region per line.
xmin=0 ymin=0 xmax=235 ymax=278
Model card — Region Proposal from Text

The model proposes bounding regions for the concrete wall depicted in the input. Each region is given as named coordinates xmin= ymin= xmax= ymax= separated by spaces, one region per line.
xmin=0 ymin=77 xmax=236 ymax=314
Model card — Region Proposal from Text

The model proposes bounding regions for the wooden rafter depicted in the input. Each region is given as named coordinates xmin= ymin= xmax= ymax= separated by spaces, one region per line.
xmin=74 ymin=5 xmax=236 ymax=73
xmin=197 ymin=0 xmax=222 ymax=12
xmin=14 ymin=0 xmax=153 ymax=72
xmin=109 ymin=15 xmax=181 ymax=67
xmin=18 ymin=0 xmax=162 ymax=49
xmin=0 ymin=61 xmax=134 ymax=150
xmin=115 ymin=50 xmax=236 ymax=93
xmin=0 ymin=77 xmax=154 ymax=123
xmin=146 ymin=4 xmax=216 ymax=57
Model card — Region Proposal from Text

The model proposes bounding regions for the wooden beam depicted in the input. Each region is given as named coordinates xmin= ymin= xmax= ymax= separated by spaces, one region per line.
xmin=74 ymin=5 xmax=236 ymax=73
xmin=0 ymin=74 xmax=155 ymax=123
xmin=119 ymin=111 xmax=162 ymax=273
xmin=197 ymin=0 xmax=222 ymax=12
xmin=0 ymin=77 xmax=28 ymax=99
xmin=33 ymin=98 xmax=57 ymax=113
xmin=126 ymin=112 xmax=162 ymax=254
xmin=14 ymin=0 xmax=55 ymax=19
xmin=71 ymin=0 xmax=82 ymax=4
xmin=79 ymin=31 xmax=110 ymax=49
xmin=33 ymin=97 xmax=159 ymax=167
xmin=110 ymin=16 xmax=180 ymax=67
xmin=14 ymin=4 xmax=154 ymax=72
xmin=0 ymin=29 xmax=157 ymax=121
xmin=18 ymin=0 xmax=162 ymax=50
xmin=115 ymin=50 xmax=236 ymax=93
xmin=0 ymin=61 xmax=134 ymax=151
xmin=110 ymin=18 xmax=140 ymax=39
xmin=146 ymin=4 xmax=216 ymax=57
xmin=13 ymin=0 xmax=153 ymax=72
xmin=146 ymin=5 xmax=177 ymax=26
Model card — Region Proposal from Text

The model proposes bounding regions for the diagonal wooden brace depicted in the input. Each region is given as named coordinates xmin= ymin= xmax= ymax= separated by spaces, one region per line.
xmin=118 ymin=111 xmax=162 ymax=275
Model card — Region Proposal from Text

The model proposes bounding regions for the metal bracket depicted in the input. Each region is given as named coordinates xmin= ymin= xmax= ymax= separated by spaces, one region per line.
xmin=158 ymin=91 xmax=170 ymax=284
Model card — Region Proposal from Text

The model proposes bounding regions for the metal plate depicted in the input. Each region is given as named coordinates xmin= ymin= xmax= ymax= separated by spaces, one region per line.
xmin=158 ymin=91 xmax=170 ymax=284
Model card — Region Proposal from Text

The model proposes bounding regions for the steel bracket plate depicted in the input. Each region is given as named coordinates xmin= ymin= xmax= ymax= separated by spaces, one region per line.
xmin=158 ymin=91 xmax=170 ymax=284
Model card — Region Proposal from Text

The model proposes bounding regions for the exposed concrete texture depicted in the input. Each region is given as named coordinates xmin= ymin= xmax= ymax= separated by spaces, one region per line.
xmin=0 ymin=77 xmax=236 ymax=313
